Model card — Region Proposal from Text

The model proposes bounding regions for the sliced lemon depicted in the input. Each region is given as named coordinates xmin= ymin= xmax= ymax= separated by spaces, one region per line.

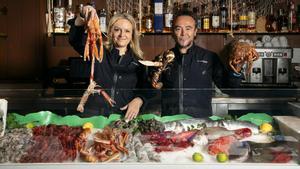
xmin=83 ymin=122 xmax=94 ymax=129
xmin=260 ymin=123 xmax=273 ymax=133
xmin=25 ymin=122 xmax=35 ymax=129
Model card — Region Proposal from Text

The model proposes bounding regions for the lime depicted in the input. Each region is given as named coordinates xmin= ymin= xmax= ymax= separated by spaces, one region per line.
xmin=192 ymin=152 xmax=204 ymax=162
xmin=25 ymin=122 xmax=35 ymax=129
xmin=83 ymin=122 xmax=94 ymax=129
xmin=216 ymin=152 xmax=228 ymax=163
xmin=260 ymin=123 xmax=273 ymax=133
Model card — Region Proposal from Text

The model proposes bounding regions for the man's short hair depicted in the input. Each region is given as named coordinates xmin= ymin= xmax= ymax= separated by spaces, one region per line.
xmin=172 ymin=10 xmax=197 ymax=28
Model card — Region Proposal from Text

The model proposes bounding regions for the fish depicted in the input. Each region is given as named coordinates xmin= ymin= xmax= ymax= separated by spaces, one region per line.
xmin=170 ymin=130 xmax=199 ymax=143
xmin=228 ymin=141 xmax=250 ymax=162
xmin=201 ymin=127 xmax=235 ymax=140
xmin=250 ymin=141 xmax=297 ymax=163
xmin=164 ymin=118 xmax=211 ymax=133
xmin=164 ymin=119 xmax=259 ymax=135
xmin=241 ymin=133 xmax=274 ymax=143
xmin=210 ymin=120 xmax=259 ymax=134
xmin=207 ymin=135 xmax=237 ymax=155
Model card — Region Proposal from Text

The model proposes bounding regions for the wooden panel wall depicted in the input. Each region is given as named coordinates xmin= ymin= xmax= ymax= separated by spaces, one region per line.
xmin=0 ymin=0 xmax=43 ymax=80
xmin=0 ymin=0 xmax=8 ymax=79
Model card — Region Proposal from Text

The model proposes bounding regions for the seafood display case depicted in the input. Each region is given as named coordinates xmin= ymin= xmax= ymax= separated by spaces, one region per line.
xmin=0 ymin=88 xmax=300 ymax=169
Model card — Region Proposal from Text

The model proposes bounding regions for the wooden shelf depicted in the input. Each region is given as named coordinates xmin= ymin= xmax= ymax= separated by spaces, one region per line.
xmin=51 ymin=31 xmax=300 ymax=36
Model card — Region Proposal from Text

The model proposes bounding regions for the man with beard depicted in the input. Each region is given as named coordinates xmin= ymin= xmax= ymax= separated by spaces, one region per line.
xmin=152 ymin=11 xmax=243 ymax=118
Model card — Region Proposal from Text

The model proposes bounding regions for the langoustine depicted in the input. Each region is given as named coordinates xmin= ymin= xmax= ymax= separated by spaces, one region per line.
xmin=84 ymin=12 xmax=104 ymax=62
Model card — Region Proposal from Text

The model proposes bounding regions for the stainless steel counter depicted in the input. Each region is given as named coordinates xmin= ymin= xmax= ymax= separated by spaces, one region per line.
xmin=288 ymin=102 xmax=300 ymax=117
xmin=4 ymin=96 xmax=297 ymax=116
xmin=212 ymin=97 xmax=297 ymax=116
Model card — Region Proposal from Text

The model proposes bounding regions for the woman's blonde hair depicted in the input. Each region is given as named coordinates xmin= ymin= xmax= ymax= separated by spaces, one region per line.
xmin=105 ymin=13 xmax=143 ymax=59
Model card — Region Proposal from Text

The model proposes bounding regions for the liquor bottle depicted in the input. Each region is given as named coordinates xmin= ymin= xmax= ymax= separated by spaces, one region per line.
xmin=90 ymin=0 xmax=96 ymax=9
xmin=142 ymin=5 xmax=154 ymax=33
xmin=211 ymin=0 xmax=220 ymax=32
xmin=202 ymin=3 xmax=210 ymax=32
xmin=164 ymin=0 xmax=173 ymax=32
xmin=132 ymin=8 xmax=141 ymax=32
xmin=99 ymin=9 xmax=107 ymax=33
xmin=173 ymin=1 xmax=181 ymax=16
xmin=219 ymin=0 xmax=228 ymax=31
xmin=232 ymin=9 xmax=239 ymax=31
xmin=239 ymin=2 xmax=248 ymax=32
xmin=154 ymin=0 xmax=164 ymax=33
xmin=278 ymin=9 xmax=288 ymax=32
xmin=265 ymin=4 xmax=275 ymax=32
xmin=193 ymin=7 xmax=202 ymax=31
xmin=288 ymin=1 xmax=297 ymax=32
xmin=247 ymin=1 xmax=256 ymax=32
xmin=53 ymin=0 xmax=65 ymax=32
xmin=229 ymin=9 xmax=239 ymax=31
xmin=65 ymin=0 xmax=74 ymax=32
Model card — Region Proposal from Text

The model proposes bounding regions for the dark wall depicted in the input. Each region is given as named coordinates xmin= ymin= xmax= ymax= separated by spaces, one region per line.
xmin=1 ymin=0 xmax=300 ymax=80
xmin=0 ymin=0 xmax=44 ymax=80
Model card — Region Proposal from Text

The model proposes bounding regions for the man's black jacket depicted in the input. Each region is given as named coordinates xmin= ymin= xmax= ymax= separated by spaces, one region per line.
xmin=157 ymin=44 xmax=242 ymax=118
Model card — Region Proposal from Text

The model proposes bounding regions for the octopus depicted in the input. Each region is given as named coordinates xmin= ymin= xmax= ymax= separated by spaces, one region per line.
xmin=228 ymin=41 xmax=259 ymax=74
xmin=151 ymin=50 xmax=175 ymax=89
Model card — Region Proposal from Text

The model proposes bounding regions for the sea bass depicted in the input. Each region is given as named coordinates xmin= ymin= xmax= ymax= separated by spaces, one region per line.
xmin=205 ymin=120 xmax=259 ymax=134
xmin=164 ymin=118 xmax=211 ymax=133
xmin=164 ymin=118 xmax=259 ymax=134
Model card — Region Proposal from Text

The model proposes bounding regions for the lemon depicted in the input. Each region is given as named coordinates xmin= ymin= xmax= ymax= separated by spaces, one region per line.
xmin=25 ymin=122 xmax=35 ymax=129
xmin=83 ymin=122 xmax=94 ymax=129
xmin=192 ymin=152 xmax=204 ymax=162
xmin=216 ymin=152 xmax=228 ymax=163
xmin=260 ymin=123 xmax=273 ymax=133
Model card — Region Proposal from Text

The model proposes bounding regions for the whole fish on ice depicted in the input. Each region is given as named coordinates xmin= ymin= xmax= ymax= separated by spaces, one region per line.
xmin=164 ymin=118 xmax=259 ymax=134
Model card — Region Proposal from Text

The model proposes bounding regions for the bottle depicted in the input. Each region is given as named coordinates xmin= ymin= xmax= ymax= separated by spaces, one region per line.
xmin=142 ymin=5 xmax=154 ymax=33
xmin=99 ymin=9 xmax=107 ymax=33
xmin=90 ymin=0 xmax=96 ymax=9
xmin=132 ymin=8 xmax=141 ymax=32
xmin=211 ymin=0 xmax=220 ymax=32
xmin=239 ymin=2 xmax=248 ymax=32
xmin=266 ymin=4 xmax=275 ymax=32
xmin=65 ymin=0 xmax=74 ymax=32
xmin=202 ymin=3 xmax=210 ymax=32
xmin=288 ymin=1 xmax=297 ymax=32
xmin=193 ymin=7 xmax=202 ymax=31
xmin=247 ymin=1 xmax=256 ymax=32
xmin=278 ymin=9 xmax=288 ymax=32
xmin=173 ymin=1 xmax=181 ymax=16
xmin=164 ymin=0 xmax=173 ymax=33
xmin=219 ymin=0 xmax=228 ymax=31
xmin=182 ymin=2 xmax=190 ymax=12
xmin=154 ymin=0 xmax=164 ymax=33
xmin=230 ymin=9 xmax=239 ymax=31
xmin=53 ymin=0 xmax=65 ymax=32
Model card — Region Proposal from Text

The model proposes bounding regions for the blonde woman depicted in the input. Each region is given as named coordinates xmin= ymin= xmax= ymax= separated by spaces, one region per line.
xmin=69 ymin=5 xmax=147 ymax=121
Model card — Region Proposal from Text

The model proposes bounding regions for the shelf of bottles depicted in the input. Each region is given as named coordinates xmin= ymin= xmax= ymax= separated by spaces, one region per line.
xmin=46 ymin=0 xmax=300 ymax=36
xmin=46 ymin=0 xmax=108 ymax=36
xmin=106 ymin=0 xmax=300 ymax=34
